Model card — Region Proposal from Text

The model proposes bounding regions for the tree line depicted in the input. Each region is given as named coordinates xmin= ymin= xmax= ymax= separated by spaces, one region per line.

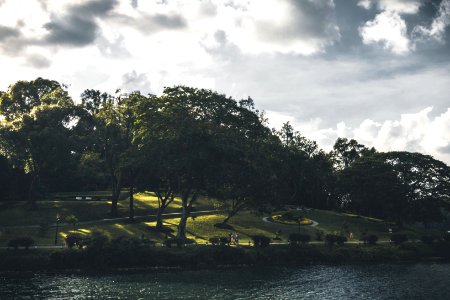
xmin=1 ymin=78 xmax=449 ymax=238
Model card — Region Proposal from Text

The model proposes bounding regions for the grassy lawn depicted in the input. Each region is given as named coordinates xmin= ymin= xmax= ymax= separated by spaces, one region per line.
xmin=0 ymin=195 xmax=440 ymax=247
xmin=0 ymin=192 xmax=214 ymax=227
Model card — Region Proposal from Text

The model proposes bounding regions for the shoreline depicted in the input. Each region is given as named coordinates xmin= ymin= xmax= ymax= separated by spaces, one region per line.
xmin=1 ymin=242 xmax=449 ymax=273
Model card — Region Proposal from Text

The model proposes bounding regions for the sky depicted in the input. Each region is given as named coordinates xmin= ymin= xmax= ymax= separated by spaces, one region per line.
xmin=0 ymin=0 xmax=450 ymax=163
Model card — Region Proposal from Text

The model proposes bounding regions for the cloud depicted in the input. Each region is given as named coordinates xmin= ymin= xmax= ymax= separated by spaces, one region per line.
xmin=112 ymin=12 xmax=187 ymax=34
xmin=296 ymin=107 xmax=450 ymax=164
xmin=121 ymin=70 xmax=152 ymax=94
xmin=0 ymin=24 xmax=19 ymax=41
xmin=229 ymin=0 xmax=340 ymax=55
xmin=413 ymin=0 xmax=450 ymax=42
xmin=358 ymin=0 xmax=422 ymax=14
xmin=0 ymin=25 xmax=27 ymax=55
xmin=358 ymin=0 xmax=373 ymax=10
xmin=359 ymin=10 xmax=412 ymax=54
xmin=43 ymin=0 xmax=118 ymax=47
xmin=25 ymin=53 xmax=51 ymax=69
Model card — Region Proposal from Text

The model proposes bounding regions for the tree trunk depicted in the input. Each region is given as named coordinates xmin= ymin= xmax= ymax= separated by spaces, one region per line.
xmin=156 ymin=208 xmax=164 ymax=229
xmin=110 ymin=173 xmax=121 ymax=217
xmin=177 ymin=192 xmax=197 ymax=239
xmin=222 ymin=200 xmax=245 ymax=225
xmin=177 ymin=199 xmax=188 ymax=239
xmin=156 ymin=190 xmax=174 ymax=230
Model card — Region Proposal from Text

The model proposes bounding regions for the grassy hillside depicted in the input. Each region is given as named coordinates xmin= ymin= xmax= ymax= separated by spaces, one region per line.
xmin=0 ymin=191 xmax=439 ymax=247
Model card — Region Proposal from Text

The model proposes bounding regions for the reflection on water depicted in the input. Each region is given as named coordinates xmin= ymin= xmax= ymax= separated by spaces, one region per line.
xmin=1 ymin=264 xmax=450 ymax=299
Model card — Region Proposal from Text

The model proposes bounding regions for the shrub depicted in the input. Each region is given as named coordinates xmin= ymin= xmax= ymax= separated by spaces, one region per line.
xmin=289 ymin=233 xmax=311 ymax=245
xmin=361 ymin=234 xmax=378 ymax=245
xmin=336 ymin=235 xmax=347 ymax=245
xmin=8 ymin=237 xmax=35 ymax=250
xmin=111 ymin=236 xmax=143 ymax=249
xmin=83 ymin=229 xmax=110 ymax=251
xmin=325 ymin=234 xmax=347 ymax=246
xmin=251 ymin=235 xmax=271 ymax=247
xmin=420 ymin=235 xmax=435 ymax=245
xmin=390 ymin=233 xmax=408 ymax=244
xmin=315 ymin=230 xmax=324 ymax=241
xmin=209 ymin=236 xmax=229 ymax=246
xmin=65 ymin=234 xmax=84 ymax=249
xmin=209 ymin=237 xmax=220 ymax=245
xmin=165 ymin=238 xmax=195 ymax=248
xmin=219 ymin=237 xmax=229 ymax=246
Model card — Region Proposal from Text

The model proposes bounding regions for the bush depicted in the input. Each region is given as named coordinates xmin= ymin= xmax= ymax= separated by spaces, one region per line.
xmin=289 ymin=233 xmax=311 ymax=245
xmin=251 ymin=235 xmax=271 ymax=247
xmin=420 ymin=235 xmax=435 ymax=245
xmin=315 ymin=230 xmax=324 ymax=241
xmin=219 ymin=237 xmax=229 ymax=246
xmin=111 ymin=236 xmax=142 ymax=249
xmin=390 ymin=233 xmax=408 ymax=244
xmin=83 ymin=229 xmax=110 ymax=251
xmin=8 ymin=237 xmax=35 ymax=250
xmin=165 ymin=238 xmax=195 ymax=248
xmin=361 ymin=234 xmax=378 ymax=245
xmin=209 ymin=236 xmax=229 ymax=246
xmin=209 ymin=237 xmax=220 ymax=245
xmin=65 ymin=234 xmax=84 ymax=249
xmin=325 ymin=234 xmax=347 ymax=246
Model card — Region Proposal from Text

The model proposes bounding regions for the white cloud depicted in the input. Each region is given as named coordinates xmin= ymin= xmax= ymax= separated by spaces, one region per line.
xmin=377 ymin=0 xmax=421 ymax=14
xmin=413 ymin=0 xmax=450 ymax=43
xmin=359 ymin=11 xmax=412 ymax=54
xmin=284 ymin=107 xmax=450 ymax=164
xmin=359 ymin=0 xmax=421 ymax=14
xmin=358 ymin=0 xmax=373 ymax=10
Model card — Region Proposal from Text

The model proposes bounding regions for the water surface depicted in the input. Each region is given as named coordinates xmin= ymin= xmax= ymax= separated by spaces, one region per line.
xmin=1 ymin=264 xmax=450 ymax=299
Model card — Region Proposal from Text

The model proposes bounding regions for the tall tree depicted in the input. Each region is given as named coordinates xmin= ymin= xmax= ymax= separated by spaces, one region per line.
xmin=0 ymin=79 xmax=76 ymax=208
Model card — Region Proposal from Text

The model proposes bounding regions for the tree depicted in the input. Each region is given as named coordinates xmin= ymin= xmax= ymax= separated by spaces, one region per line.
xmin=337 ymin=154 xmax=409 ymax=222
xmin=0 ymin=79 xmax=77 ymax=208
xmin=143 ymin=86 xmax=274 ymax=239
xmin=333 ymin=137 xmax=375 ymax=169
xmin=79 ymin=90 xmax=152 ymax=217
xmin=275 ymin=123 xmax=334 ymax=210
xmin=381 ymin=152 xmax=450 ymax=225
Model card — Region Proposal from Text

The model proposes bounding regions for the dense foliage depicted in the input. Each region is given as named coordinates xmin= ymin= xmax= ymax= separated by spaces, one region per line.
xmin=1 ymin=78 xmax=449 ymax=234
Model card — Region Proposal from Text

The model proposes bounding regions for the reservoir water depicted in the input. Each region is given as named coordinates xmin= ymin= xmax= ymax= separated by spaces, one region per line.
xmin=1 ymin=263 xmax=450 ymax=299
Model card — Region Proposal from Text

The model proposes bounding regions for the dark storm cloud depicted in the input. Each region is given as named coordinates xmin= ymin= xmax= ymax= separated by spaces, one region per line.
xmin=42 ymin=0 xmax=118 ymax=46
xmin=255 ymin=0 xmax=340 ymax=45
